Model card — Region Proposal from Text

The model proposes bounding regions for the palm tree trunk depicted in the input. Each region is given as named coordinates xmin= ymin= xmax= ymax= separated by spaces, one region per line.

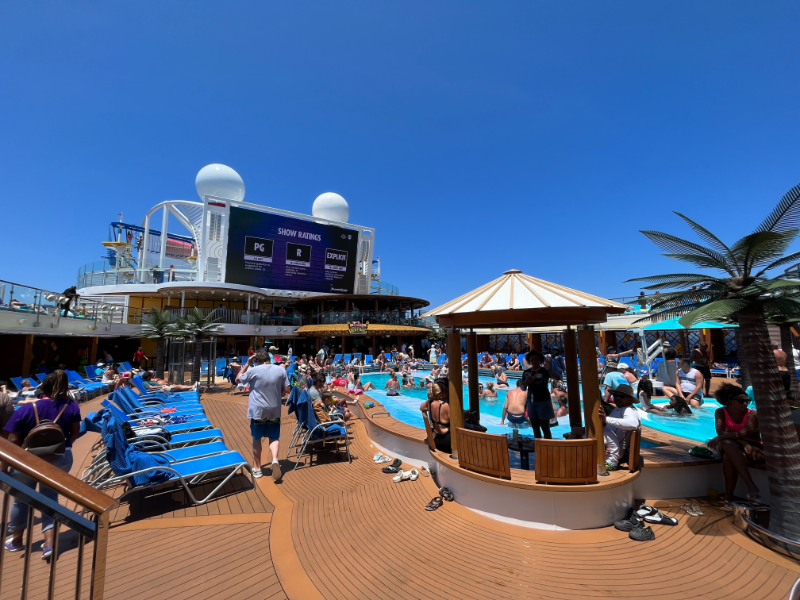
xmin=736 ymin=329 xmax=752 ymax=389
xmin=192 ymin=338 xmax=203 ymax=383
xmin=779 ymin=325 xmax=800 ymax=406
xmin=738 ymin=304 xmax=800 ymax=542
xmin=155 ymin=338 xmax=166 ymax=381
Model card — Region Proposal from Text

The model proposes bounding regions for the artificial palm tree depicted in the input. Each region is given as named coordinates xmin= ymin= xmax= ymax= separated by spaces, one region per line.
xmin=626 ymin=182 xmax=800 ymax=541
xmin=174 ymin=308 xmax=222 ymax=384
xmin=138 ymin=308 xmax=176 ymax=380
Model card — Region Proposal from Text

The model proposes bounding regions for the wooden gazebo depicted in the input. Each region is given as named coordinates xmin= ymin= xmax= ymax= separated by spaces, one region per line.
xmin=423 ymin=269 xmax=627 ymax=473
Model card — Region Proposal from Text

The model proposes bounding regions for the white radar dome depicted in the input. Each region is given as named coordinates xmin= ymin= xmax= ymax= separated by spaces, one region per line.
xmin=312 ymin=192 xmax=349 ymax=223
xmin=195 ymin=164 xmax=245 ymax=203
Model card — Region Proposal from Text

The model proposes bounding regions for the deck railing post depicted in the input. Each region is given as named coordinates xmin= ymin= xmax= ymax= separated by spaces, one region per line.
xmin=89 ymin=512 xmax=111 ymax=600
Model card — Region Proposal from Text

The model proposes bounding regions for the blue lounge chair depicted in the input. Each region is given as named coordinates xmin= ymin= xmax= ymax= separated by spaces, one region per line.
xmin=130 ymin=376 xmax=199 ymax=401
xmin=34 ymin=373 xmax=47 ymax=384
xmin=10 ymin=377 xmax=35 ymax=392
xmin=343 ymin=354 xmax=351 ymax=364
xmin=67 ymin=371 xmax=108 ymax=394
xmin=288 ymin=387 xmax=350 ymax=470
xmin=102 ymin=400 xmax=214 ymax=435
xmin=112 ymin=389 xmax=206 ymax=421
xmin=120 ymin=362 xmax=133 ymax=372
xmin=91 ymin=412 xmax=252 ymax=505
xmin=333 ymin=354 xmax=343 ymax=363
xmin=364 ymin=354 xmax=374 ymax=365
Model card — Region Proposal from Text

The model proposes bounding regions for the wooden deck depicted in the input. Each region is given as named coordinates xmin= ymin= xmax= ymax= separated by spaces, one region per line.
xmin=1 ymin=387 xmax=798 ymax=599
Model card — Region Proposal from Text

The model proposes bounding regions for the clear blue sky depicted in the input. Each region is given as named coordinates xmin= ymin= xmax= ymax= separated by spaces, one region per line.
xmin=2 ymin=2 xmax=799 ymax=308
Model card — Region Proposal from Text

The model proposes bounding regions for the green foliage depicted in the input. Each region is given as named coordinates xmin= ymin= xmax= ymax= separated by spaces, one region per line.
xmin=139 ymin=308 xmax=177 ymax=339
xmin=627 ymin=183 xmax=800 ymax=328
xmin=172 ymin=308 xmax=222 ymax=341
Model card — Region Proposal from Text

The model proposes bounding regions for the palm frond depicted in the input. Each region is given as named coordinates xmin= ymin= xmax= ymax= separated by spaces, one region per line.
xmin=738 ymin=278 xmax=800 ymax=297
xmin=640 ymin=231 xmax=731 ymax=271
xmin=632 ymin=300 xmax=709 ymax=323
xmin=661 ymin=253 xmax=733 ymax=271
xmin=730 ymin=230 xmax=799 ymax=274
xmin=673 ymin=212 xmax=733 ymax=258
xmin=624 ymin=273 xmax=724 ymax=289
xmin=648 ymin=290 xmax=718 ymax=312
xmin=764 ymin=297 xmax=800 ymax=323
xmin=753 ymin=182 xmax=800 ymax=233
xmin=753 ymin=250 xmax=800 ymax=278
xmin=677 ymin=299 xmax=751 ymax=328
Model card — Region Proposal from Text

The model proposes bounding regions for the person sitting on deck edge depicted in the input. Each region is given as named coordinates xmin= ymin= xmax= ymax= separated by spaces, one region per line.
xmin=419 ymin=380 xmax=451 ymax=453
xmin=600 ymin=383 xmax=641 ymax=472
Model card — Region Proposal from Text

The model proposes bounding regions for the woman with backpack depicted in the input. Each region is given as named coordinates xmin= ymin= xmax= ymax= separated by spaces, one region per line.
xmin=2 ymin=370 xmax=82 ymax=561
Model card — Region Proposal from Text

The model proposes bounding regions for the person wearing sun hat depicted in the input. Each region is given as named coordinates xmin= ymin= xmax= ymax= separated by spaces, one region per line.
xmin=600 ymin=383 xmax=641 ymax=471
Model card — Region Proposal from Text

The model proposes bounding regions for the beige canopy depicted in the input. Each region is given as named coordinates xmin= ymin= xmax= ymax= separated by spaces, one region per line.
xmin=423 ymin=269 xmax=627 ymax=329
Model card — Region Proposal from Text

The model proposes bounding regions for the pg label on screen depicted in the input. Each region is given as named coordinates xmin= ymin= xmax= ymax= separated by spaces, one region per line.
xmin=244 ymin=237 xmax=273 ymax=263
xmin=324 ymin=248 xmax=349 ymax=272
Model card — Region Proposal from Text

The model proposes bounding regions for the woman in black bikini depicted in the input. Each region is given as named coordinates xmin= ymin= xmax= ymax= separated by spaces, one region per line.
xmin=419 ymin=382 xmax=451 ymax=453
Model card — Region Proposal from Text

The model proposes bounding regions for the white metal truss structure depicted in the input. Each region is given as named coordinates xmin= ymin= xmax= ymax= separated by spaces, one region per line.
xmin=139 ymin=200 xmax=204 ymax=282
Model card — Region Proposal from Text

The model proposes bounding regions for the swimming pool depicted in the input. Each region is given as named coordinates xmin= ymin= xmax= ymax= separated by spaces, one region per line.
xmin=359 ymin=372 xmax=719 ymax=443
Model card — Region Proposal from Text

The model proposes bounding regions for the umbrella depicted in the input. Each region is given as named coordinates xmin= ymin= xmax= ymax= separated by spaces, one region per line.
xmin=639 ymin=317 xmax=737 ymax=331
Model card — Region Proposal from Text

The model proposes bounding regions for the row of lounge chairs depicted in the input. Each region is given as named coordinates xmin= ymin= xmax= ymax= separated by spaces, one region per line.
xmin=81 ymin=376 xmax=252 ymax=506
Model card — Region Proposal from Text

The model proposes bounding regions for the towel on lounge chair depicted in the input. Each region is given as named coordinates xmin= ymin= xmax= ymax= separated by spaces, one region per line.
xmin=101 ymin=412 xmax=171 ymax=486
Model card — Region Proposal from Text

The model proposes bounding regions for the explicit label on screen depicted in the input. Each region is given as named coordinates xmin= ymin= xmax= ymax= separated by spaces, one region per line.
xmin=324 ymin=248 xmax=348 ymax=272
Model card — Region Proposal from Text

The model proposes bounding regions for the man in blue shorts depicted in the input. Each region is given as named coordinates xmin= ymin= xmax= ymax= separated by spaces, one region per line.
xmin=238 ymin=350 xmax=291 ymax=481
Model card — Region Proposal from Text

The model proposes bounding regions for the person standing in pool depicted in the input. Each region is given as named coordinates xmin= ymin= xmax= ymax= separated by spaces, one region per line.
xmin=501 ymin=379 xmax=528 ymax=428
xmin=690 ymin=343 xmax=712 ymax=396
xmin=522 ymin=350 xmax=560 ymax=439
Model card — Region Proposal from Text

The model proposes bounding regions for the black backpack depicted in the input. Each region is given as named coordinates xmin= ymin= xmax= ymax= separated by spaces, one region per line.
xmin=22 ymin=401 xmax=68 ymax=457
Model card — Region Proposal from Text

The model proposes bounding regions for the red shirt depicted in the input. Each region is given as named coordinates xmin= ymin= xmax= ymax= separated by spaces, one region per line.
xmin=248 ymin=349 xmax=255 ymax=356
xmin=133 ymin=350 xmax=145 ymax=361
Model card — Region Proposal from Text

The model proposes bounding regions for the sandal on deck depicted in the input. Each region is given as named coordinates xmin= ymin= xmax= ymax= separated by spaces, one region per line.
xmin=376 ymin=456 xmax=393 ymax=464
xmin=643 ymin=512 xmax=678 ymax=526
xmin=407 ymin=469 xmax=419 ymax=481
xmin=373 ymin=453 xmax=383 ymax=463
xmin=425 ymin=497 xmax=443 ymax=511
xmin=382 ymin=465 xmax=401 ymax=474
xmin=680 ymin=503 xmax=703 ymax=517
xmin=439 ymin=487 xmax=454 ymax=502
xmin=636 ymin=504 xmax=658 ymax=518
xmin=420 ymin=467 xmax=431 ymax=477
xmin=392 ymin=470 xmax=406 ymax=483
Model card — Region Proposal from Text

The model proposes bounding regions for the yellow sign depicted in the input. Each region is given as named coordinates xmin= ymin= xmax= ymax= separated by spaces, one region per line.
xmin=348 ymin=321 xmax=369 ymax=335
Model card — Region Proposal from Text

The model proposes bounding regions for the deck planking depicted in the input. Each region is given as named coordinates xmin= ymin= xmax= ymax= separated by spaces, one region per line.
xmin=0 ymin=385 xmax=796 ymax=599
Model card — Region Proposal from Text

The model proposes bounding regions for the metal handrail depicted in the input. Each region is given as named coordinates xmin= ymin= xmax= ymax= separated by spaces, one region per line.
xmin=0 ymin=437 xmax=118 ymax=599
xmin=0 ymin=278 xmax=104 ymax=329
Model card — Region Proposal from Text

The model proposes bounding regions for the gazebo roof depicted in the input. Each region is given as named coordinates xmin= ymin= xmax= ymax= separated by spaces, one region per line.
xmin=423 ymin=269 xmax=627 ymax=329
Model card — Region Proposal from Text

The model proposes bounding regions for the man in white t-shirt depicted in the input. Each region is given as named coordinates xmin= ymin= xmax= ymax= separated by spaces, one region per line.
xmin=600 ymin=383 xmax=641 ymax=470
xmin=237 ymin=350 xmax=291 ymax=481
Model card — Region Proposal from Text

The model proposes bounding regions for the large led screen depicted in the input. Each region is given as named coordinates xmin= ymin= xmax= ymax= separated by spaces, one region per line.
xmin=225 ymin=206 xmax=360 ymax=293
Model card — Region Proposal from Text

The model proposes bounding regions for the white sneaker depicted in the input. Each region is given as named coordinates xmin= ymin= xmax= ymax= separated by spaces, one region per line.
xmin=252 ymin=468 xmax=263 ymax=478
xmin=271 ymin=462 xmax=282 ymax=482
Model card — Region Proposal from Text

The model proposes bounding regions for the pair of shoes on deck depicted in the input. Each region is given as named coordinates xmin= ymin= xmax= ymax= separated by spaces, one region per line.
xmin=614 ymin=505 xmax=678 ymax=541
xmin=392 ymin=468 xmax=419 ymax=483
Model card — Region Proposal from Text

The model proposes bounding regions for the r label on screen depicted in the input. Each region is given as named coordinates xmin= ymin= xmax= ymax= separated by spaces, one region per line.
xmin=285 ymin=243 xmax=311 ymax=267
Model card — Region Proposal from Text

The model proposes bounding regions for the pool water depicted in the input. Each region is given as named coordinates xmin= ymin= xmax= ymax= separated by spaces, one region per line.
xmin=360 ymin=372 xmax=572 ymax=438
xmin=360 ymin=372 xmax=719 ymax=443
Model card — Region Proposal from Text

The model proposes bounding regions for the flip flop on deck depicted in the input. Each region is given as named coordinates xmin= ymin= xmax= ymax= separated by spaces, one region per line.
xmin=425 ymin=497 xmax=443 ymax=511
